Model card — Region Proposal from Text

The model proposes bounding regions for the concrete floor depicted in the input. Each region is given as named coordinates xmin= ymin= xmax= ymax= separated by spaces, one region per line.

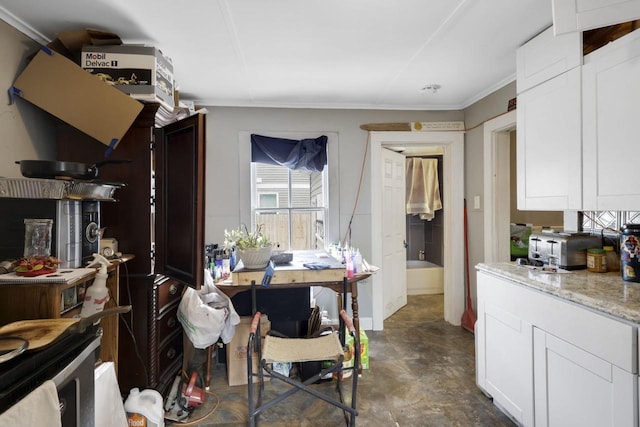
xmin=173 ymin=294 xmax=515 ymax=427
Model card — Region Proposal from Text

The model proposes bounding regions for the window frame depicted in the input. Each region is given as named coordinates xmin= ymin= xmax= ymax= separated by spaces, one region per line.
xmin=239 ymin=131 xmax=339 ymax=251
xmin=252 ymin=163 xmax=328 ymax=250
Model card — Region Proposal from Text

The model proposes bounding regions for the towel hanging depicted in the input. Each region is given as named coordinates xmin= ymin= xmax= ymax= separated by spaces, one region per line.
xmin=406 ymin=158 xmax=442 ymax=221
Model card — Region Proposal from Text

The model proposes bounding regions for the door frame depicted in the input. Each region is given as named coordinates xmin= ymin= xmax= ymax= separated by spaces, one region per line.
xmin=370 ymin=131 xmax=465 ymax=330
xmin=483 ymin=110 xmax=516 ymax=263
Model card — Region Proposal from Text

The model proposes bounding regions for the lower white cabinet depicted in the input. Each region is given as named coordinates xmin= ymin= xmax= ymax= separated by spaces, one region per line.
xmin=476 ymin=271 xmax=638 ymax=426
xmin=533 ymin=328 xmax=637 ymax=427
xmin=477 ymin=273 xmax=534 ymax=425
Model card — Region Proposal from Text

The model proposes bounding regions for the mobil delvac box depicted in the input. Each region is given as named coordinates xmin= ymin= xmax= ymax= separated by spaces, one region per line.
xmin=82 ymin=45 xmax=174 ymax=110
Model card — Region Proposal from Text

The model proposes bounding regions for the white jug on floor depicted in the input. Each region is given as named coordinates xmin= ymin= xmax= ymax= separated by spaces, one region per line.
xmin=124 ymin=388 xmax=164 ymax=427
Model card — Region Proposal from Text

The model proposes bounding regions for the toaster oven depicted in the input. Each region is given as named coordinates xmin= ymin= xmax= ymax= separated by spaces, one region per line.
xmin=528 ymin=230 xmax=601 ymax=270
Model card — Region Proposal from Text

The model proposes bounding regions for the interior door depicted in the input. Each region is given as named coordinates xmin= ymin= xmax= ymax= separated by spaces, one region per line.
xmin=381 ymin=148 xmax=407 ymax=319
xmin=154 ymin=113 xmax=206 ymax=289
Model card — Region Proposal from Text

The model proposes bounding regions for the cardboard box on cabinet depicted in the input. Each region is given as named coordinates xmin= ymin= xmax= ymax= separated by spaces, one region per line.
xmin=47 ymin=28 xmax=122 ymax=63
xmin=11 ymin=47 xmax=143 ymax=152
xmin=81 ymin=45 xmax=174 ymax=111
xmin=226 ymin=315 xmax=271 ymax=386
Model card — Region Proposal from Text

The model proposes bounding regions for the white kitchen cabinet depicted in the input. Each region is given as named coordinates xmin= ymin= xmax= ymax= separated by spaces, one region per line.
xmin=534 ymin=328 xmax=637 ymax=427
xmin=516 ymin=67 xmax=582 ymax=211
xmin=516 ymin=27 xmax=582 ymax=211
xmin=552 ymin=0 xmax=640 ymax=35
xmin=582 ymin=28 xmax=640 ymax=211
xmin=476 ymin=270 xmax=638 ymax=426
xmin=516 ymin=27 xmax=582 ymax=94
xmin=476 ymin=273 xmax=534 ymax=426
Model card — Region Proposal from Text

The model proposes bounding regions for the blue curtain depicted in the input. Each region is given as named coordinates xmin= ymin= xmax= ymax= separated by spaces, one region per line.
xmin=250 ymin=134 xmax=327 ymax=173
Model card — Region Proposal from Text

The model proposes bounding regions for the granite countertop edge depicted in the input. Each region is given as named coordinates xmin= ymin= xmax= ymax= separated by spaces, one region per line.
xmin=476 ymin=262 xmax=640 ymax=325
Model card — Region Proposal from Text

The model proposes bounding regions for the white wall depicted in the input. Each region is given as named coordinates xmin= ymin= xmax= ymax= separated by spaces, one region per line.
xmin=204 ymin=107 xmax=463 ymax=320
xmin=0 ymin=19 xmax=56 ymax=177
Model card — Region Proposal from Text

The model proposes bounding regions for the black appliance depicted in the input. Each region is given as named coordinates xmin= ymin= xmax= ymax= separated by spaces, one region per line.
xmin=0 ymin=199 xmax=100 ymax=267
xmin=0 ymin=326 xmax=101 ymax=427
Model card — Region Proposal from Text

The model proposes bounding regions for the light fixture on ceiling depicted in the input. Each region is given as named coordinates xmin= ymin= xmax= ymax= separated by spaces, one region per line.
xmin=420 ymin=84 xmax=441 ymax=94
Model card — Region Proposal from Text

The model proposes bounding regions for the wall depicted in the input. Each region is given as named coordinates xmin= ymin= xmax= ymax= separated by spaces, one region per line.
xmin=0 ymin=19 xmax=56 ymax=177
xmin=463 ymin=82 xmax=517 ymax=303
xmin=204 ymin=107 xmax=462 ymax=321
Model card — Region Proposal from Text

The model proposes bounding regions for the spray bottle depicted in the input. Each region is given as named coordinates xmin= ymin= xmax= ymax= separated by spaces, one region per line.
xmin=80 ymin=253 xmax=110 ymax=319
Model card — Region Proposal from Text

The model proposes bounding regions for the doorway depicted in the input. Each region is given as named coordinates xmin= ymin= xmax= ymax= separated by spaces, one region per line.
xmin=370 ymin=131 xmax=465 ymax=330
xmin=483 ymin=111 xmax=516 ymax=263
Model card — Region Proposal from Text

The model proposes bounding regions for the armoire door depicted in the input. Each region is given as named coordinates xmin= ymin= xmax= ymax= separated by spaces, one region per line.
xmin=154 ymin=113 xmax=206 ymax=289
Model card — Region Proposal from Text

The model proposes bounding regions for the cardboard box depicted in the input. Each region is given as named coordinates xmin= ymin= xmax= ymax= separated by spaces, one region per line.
xmin=345 ymin=327 xmax=369 ymax=370
xmin=226 ymin=315 xmax=271 ymax=386
xmin=47 ymin=29 xmax=122 ymax=63
xmin=81 ymin=45 xmax=174 ymax=110
xmin=11 ymin=48 xmax=143 ymax=151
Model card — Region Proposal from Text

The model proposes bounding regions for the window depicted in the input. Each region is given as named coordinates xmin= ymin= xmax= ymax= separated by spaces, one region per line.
xmin=252 ymin=162 xmax=327 ymax=250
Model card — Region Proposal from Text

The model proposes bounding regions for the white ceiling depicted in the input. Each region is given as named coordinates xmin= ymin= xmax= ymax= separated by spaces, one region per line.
xmin=0 ymin=0 xmax=551 ymax=110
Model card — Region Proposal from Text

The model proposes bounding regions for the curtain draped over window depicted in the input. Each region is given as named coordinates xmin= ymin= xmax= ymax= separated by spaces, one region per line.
xmin=250 ymin=134 xmax=328 ymax=173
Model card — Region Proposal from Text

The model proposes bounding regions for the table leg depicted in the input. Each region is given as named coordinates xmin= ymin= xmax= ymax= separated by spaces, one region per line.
xmin=205 ymin=345 xmax=213 ymax=390
xmin=350 ymin=282 xmax=362 ymax=374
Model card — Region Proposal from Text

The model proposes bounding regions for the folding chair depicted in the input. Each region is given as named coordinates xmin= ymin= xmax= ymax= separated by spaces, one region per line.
xmin=247 ymin=278 xmax=360 ymax=426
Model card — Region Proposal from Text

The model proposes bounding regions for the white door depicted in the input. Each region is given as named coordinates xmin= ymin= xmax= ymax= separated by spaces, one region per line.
xmin=552 ymin=0 xmax=640 ymax=35
xmin=381 ymin=148 xmax=407 ymax=319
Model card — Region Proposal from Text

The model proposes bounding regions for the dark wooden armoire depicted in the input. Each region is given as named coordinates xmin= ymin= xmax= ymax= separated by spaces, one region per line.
xmin=57 ymin=103 xmax=206 ymax=394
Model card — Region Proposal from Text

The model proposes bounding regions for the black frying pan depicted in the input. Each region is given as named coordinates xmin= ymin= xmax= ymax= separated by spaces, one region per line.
xmin=16 ymin=159 xmax=131 ymax=180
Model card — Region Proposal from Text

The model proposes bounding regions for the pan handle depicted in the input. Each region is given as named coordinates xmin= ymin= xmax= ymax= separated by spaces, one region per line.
xmin=94 ymin=159 xmax=133 ymax=168
xmin=70 ymin=305 xmax=132 ymax=334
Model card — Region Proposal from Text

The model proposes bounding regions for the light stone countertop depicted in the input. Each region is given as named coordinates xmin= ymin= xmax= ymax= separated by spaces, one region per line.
xmin=476 ymin=262 xmax=640 ymax=325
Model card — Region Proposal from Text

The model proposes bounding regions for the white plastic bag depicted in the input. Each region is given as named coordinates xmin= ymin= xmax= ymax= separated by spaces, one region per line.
xmin=177 ymin=270 xmax=240 ymax=348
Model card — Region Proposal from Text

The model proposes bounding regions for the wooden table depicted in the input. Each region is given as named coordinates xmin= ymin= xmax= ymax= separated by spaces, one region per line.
xmin=218 ymin=250 xmax=369 ymax=334
xmin=210 ymin=250 xmax=371 ymax=385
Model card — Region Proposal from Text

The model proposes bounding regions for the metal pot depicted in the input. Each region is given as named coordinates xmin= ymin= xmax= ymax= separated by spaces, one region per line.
xmin=16 ymin=159 xmax=131 ymax=180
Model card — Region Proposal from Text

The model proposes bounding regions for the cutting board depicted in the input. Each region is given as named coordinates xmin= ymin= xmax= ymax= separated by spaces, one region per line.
xmin=0 ymin=305 xmax=131 ymax=351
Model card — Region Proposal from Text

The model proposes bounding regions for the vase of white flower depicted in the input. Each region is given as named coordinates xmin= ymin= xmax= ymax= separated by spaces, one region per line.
xmin=224 ymin=224 xmax=272 ymax=269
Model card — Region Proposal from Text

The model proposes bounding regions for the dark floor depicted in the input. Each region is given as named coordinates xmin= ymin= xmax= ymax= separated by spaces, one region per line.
xmin=172 ymin=294 xmax=515 ymax=427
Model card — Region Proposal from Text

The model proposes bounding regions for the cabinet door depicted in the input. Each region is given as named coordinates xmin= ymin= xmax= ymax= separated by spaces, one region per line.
xmin=582 ymin=29 xmax=640 ymax=210
xmin=552 ymin=0 xmax=640 ymax=35
xmin=476 ymin=273 xmax=534 ymax=426
xmin=533 ymin=328 xmax=636 ymax=427
xmin=516 ymin=26 xmax=582 ymax=94
xmin=154 ymin=113 xmax=206 ymax=288
xmin=517 ymin=67 xmax=582 ymax=211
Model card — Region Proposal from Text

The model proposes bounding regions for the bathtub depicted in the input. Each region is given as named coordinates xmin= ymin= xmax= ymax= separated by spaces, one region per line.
xmin=406 ymin=260 xmax=444 ymax=295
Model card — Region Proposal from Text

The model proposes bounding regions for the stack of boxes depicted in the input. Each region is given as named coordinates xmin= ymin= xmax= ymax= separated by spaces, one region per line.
xmin=81 ymin=45 xmax=174 ymax=111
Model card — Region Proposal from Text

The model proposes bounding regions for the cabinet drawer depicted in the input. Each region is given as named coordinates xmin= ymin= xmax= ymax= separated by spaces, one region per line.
xmin=154 ymin=275 xmax=184 ymax=311
xmin=157 ymin=330 xmax=183 ymax=377
xmin=157 ymin=301 xmax=181 ymax=341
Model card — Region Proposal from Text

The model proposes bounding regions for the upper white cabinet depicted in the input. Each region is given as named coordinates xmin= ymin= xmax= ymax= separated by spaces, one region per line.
xmin=516 ymin=27 xmax=583 ymax=211
xmin=553 ymin=0 xmax=640 ymax=35
xmin=582 ymin=29 xmax=640 ymax=210
xmin=517 ymin=27 xmax=582 ymax=93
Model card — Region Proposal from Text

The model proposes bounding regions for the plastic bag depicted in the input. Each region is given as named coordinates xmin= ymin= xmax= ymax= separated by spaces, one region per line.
xmin=177 ymin=270 xmax=240 ymax=348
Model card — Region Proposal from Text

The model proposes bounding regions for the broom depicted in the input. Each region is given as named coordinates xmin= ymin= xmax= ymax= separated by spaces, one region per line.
xmin=461 ymin=199 xmax=476 ymax=333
